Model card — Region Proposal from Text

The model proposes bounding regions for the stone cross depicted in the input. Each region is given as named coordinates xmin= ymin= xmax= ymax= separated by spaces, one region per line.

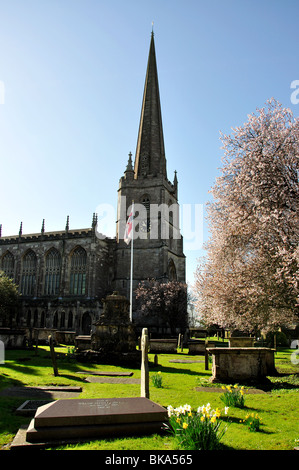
xmin=141 ymin=328 xmax=149 ymax=398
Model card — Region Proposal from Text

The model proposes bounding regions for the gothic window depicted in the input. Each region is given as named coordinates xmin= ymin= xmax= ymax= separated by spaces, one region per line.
xmin=168 ymin=259 xmax=177 ymax=281
xmin=27 ymin=310 xmax=31 ymax=327
xmin=1 ymin=251 xmax=14 ymax=279
xmin=53 ymin=311 xmax=58 ymax=328
xmin=67 ymin=311 xmax=73 ymax=329
xmin=69 ymin=246 xmax=87 ymax=295
xmin=44 ymin=248 xmax=61 ymax=296
xmin=82 ymin=312 xmax=91 ymax=335
xmin=141 ymin=196 xmax=151 ymax=232
xmin=60 ymin=311 xmax=65 ymax=329
xmin=21 ymin=250 xmax=37 ymax=296
xmin=33 ymin=310 xmax=38 ymax=327
xmin=41 ymin=311 xmax=45 ymax=328
xmin=142 ymin=196 xmax=150 ymax=215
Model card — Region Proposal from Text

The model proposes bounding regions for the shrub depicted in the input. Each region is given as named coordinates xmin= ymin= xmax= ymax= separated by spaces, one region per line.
xmin=242 ymin=413 xmax=262 ymax=432
xmin=165 ymin=403 xmax=229 ymax=450
xmin=220 ymin=384 xmax=245 ymax=408
xmin=152 ymin=371 xmax=163 ymax=388
xmin=266 ymin=331 xmax=289 ymax=347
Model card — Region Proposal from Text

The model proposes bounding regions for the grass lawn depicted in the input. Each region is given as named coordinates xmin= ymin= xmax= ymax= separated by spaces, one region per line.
xmin=0 ymin=344 xmax=298 ymax=451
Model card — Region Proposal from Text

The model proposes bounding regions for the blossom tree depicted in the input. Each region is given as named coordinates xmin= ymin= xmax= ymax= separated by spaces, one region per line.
xmin=135 ymin=280 xmax=188 ymax=334
xmin=195 ymin=99 xmax=299 ymax=334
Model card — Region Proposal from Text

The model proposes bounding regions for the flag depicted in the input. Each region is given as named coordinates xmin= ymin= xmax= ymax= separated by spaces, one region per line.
xmin=124 ymin=208 xmax=133 ymax=244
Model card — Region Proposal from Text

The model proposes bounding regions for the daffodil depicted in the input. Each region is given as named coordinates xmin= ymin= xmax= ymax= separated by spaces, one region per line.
xmin=183 ymin=422 xmax=188 ymax=429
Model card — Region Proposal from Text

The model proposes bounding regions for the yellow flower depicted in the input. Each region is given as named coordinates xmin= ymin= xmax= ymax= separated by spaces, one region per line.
xmin=211 ymin=416 xmax=216 ymax=423
xmin=200 ymin=416 xmax=205 ymax=422
xmin=182 ymin=422 xmax=188 ymax=429
xmin=240 ymin=390 xmax=244 ymax=395
xmin=158 ymin=371 xmax=161 ymax=375
xmin=176 ymin=418 xmax=181 ymax=424
xmin=234 ymin=384 xmax=238 ymax=389
xmin=221 ymin=385 xmax=226 ymax=390
xmin=188 ymin=412 xmax=192 ymax=417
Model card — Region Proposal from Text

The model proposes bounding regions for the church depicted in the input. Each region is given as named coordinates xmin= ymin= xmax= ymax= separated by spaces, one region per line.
xmin=0 ymin=33 xmax=186 ymax=336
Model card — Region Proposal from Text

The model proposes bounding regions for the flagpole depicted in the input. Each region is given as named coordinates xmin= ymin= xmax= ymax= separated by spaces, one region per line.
xmin=129 ymin=201 xmax=134 ymax=322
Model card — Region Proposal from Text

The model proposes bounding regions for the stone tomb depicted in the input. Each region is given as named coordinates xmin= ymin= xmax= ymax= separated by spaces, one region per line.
xmin=207 ymin=347 xmax=276 ymax=383
xmin=25 ymin=397 xmax=167 ymax=444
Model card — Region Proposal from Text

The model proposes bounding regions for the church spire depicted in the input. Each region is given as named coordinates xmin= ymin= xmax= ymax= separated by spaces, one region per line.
xmin=134 ymin=32 xmax=167 ymax=179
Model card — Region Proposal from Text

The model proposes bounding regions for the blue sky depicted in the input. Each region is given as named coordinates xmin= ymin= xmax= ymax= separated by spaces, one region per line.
xmin=0 ymin=0 xmax=298 ymax=286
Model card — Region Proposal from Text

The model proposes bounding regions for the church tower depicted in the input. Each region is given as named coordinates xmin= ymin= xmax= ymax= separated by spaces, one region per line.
xmin=115 ymin=32 xmax=186 ymax=309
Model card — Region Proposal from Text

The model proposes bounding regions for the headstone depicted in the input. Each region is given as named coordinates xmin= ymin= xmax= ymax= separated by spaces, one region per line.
xmin=25 ymin=397 xmax=167 ymax=444
xmin=48 ymin=335 xmax=58 ymax=377
xmin=141 ymin=328 xmax=149 ymax=399
xmin=204 ymin=337 xmax=209 ymax=370
xmin=0 ymin=340 xmax=4 ymax=364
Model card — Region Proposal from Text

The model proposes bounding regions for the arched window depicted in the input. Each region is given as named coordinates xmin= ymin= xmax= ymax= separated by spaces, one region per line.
xmin=70 ymin=246 xmax=87 ymax=295
xmin=44 ymin=248 xmax=61 ymax=295
xmin=142 ymin=196 xmax=150 ymax=216
xmin=67 ymin=311 xmax=73 ymax=329
xmin=168 ymin=259 xmax=177 ymax=281
xmin=82 ymin=312 xmax=92 ymax=335
xmin=60 ymin=311 xmax=65 ymax=329
xmin=27 ymin=310 xmax=31 ymax=327
xmin=1 ymin=251 xmax=14 ymax=279
xmin=33 ymin=310 xmax=38 ymax=327
xmin=53 ymin=311 xmax=58 ymax=328
xmin=21 ymin=250 xmax=37 ymax=295
xmin=141 ymin=195 xmax=151 ymax=232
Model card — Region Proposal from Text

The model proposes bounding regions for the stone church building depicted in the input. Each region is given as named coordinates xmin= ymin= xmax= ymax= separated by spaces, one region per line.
xmin=0 ymin=33 xmax=186 ymax=336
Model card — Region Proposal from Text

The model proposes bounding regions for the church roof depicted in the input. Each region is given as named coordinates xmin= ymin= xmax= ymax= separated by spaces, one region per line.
xmin=134 ymin=32 xmax=167 ymax=179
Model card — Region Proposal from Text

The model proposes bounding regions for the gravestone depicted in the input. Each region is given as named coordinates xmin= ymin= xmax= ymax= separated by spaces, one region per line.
xmin=141 ymin=328 xmax=149 ymax=399
xmin=25 ymin=397 xmax=167 ymax=444
xmin=149 ymin=338 xmax=177 ymax=353
xmin=228 ymin=337 xmax=255 ymax=347
xmin=48 ymin=335 xmax=58 ymax=377
xmin=0 ymin=340 xmax=4 ymax=364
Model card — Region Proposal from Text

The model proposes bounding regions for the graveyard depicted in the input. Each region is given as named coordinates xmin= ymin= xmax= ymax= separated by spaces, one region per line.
xmin=0 ymin=336 xmax=298 ymax=451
